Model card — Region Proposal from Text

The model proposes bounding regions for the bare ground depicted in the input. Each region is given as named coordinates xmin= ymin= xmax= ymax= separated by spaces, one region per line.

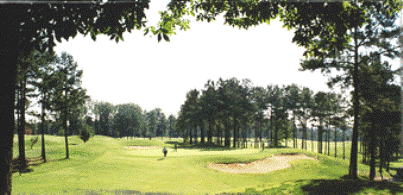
xmin=208 ymin=154 xmax=317 ymax=174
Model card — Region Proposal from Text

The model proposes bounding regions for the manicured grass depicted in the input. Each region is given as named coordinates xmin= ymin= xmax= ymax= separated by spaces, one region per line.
xmin=12 ymin=135 xmax=403 ymax=195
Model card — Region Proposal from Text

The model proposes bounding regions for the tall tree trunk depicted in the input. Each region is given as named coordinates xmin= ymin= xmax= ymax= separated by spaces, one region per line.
xmin=349 ymin=23 xmax=360 ymax=180
xmin=189 ymin=125 xmax=193 ymax=144
xmin=379 ymin=140 xmax=385 ymax=180
xmin=63 ymin=92 xmax=70 ymax=159
xmin=369 ymin=122 xmax=376 ymax=181
xmin=295 ymin=127 xmax=298 ymax=149
xmin=17 ymin=70 xmax=28 ymax=170
xmin=193 ymin=125 xmax=197 ymax=144
xmin=311 ymin=127 xmax=314 ymax=152
xmin=327 ymin=126 xmax=330 ymax=156
xmin=201 ymin=122 xmax=205 ymax=143
xmin=184 ymin=126 xmax=189 ymax=143
xmin=301 ymin=124 xmax=305 ymax=150
xmin=219 ymin=125 xmax=223 ymax=146
xmin=254 ymin=121 xmax=260 ymax=148
xmin=17 ymin=83 xmax=26 ymax=170
xmin=224 ymin=117 xmax=230 ymax=147
xmin=215 ymin=123 xmax=219 ymax=145
xmin=41 ymin=94 xmax=47 ymax=162
xmin=343 ymin=130 xmax=346 ymax=159
xmin=233 ymin=118 xmax=237 ymax=148
xmin=318 ymin=118 xmax=323 ymax=154
xmin=243 ymin=127 xmax=247 ymax=148
xmin=274 ymin=119 xmax=278 ymax=147
xmin=335 ymin=127 xmax=337 ymax=158
xmin=207 ymin=120 xmax=212 ymax=143
xmin=1 ymin=7 xmax=20 ymax=193
xmin=237 ymin=124 xmax=240 ymax=148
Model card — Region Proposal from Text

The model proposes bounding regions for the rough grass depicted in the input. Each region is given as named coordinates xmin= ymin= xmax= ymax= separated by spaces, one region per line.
xmin=12 ymin=135 xmax=403 ymax=195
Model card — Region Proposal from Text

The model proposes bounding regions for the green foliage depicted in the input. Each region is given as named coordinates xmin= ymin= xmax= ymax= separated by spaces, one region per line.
xmin=57 ymin=128 xmax=64 ymax=136
xmin=93 ymin=101 xmax=115 ymax=136
xmin=113 ymin=103 xmax=143 ymax=138
xmin=80 ymin=123 xmax=93 ymax=143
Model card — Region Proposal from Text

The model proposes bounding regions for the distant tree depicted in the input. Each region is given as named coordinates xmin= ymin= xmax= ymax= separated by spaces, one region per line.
xmin=168 ymin=114 xmax=177 ymax=138
xmin=94 ymin=101 xmax=115 ymax=136
xmin=312 ymin=91 xmax=329 ymax=154
xmin=145 ymin=109 xmax=159 ymax=139
xmin=200 ymin=80 xmax=219 ymax=143
xmin=182 ymin=89 xmax=200 ymax=144
xmin=284 ymin=84 xmax=301 ymax=149
xmin=295 ymin=87 xmax=314 ymax=150
xmin=251 ymin=86 xmax=268 ymax=147
xmin=155 ymin=108 xmax=168 ymax=138
xmin=114 ymin=103 xmax=143 ymax=138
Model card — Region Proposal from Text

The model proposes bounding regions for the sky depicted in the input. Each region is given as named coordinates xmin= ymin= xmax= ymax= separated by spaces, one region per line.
xmin=53 ymin=1 xmax=402 ymax=118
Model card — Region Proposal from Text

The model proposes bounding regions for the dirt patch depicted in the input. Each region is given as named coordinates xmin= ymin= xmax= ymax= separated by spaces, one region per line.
xmin=208 ymin=154 xmax=317 ymax=174
xmin=124 ymin=146 xmax=160 ymax=150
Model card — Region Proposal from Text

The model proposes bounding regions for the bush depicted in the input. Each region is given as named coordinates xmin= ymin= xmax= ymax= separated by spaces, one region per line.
xmin=80 ymin=124 xmax=93 ymax=143
xmin=57 ymin=128 xmax=65 ymax=136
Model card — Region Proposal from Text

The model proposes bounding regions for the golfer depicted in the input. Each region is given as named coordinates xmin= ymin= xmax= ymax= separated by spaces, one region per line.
xmin=174 ymin=142 xmax=178 ymax=152
xmin=163 ymin=146 xmax=168 ymax=158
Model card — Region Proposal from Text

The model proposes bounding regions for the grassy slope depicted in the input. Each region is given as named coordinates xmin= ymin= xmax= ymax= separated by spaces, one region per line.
xmin=12 ymin=135 xmax=403 ymax=195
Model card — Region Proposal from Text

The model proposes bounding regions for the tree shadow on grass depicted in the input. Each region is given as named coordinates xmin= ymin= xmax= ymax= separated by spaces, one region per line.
xmin=164 ymin=141 xmax=238 ymax=151
xmin=300 ymin=177 xmax=403 ymax=195
xmin=13 ymin=157 xmax=69 ymax=175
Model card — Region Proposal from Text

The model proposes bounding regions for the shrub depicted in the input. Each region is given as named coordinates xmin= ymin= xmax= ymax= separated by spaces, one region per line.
xmin=57 ymin=128 xmax=65 ymax=136
xmin=80 ymin=124 xmax=93 ymax=143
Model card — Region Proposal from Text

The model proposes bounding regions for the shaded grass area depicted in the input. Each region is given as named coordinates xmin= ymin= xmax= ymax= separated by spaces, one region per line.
xmin=229 ymin=179 xmax=403 ymax=195
xmin=12 ymin=135 xmax=403 ymax=195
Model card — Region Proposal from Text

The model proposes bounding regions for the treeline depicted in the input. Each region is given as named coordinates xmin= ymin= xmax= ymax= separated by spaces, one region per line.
xmin=176 ymin=78 xmax=349 ymax=149
xmin=88 ymin=102 xmax=178 ymax=139
xmin=176 ymin=77 xmax=401 ymax=171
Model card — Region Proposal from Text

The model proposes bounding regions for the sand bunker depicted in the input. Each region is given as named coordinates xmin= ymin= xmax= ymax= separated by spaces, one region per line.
xmin=208 ymin=154 xmax=316 ymax=174
xmin=124 ymin=146 xmax=159 ymax=150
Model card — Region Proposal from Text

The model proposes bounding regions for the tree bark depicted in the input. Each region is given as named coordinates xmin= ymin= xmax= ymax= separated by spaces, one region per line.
xmin=311 ymin=127 xmax=314 ymax=152
xmin=207 ymin=119 xmax=212 ymax=143
xmin=349 ymin=24 xmax=360 ymax=179
xmin=41 ymin=94 xmax=47 ymax=162
xmin=274 ymin=119 xmax=278 ymax=147
xmin=63 ymin=90 xmax=69 ymax=159
xmin=1 ymin=6 xmax=21 ymax=194
xmin=327 ymin=125 xmax=330 ymax=156
xmin=18 ymin=72 xmax=27 ymax=169
xmin=369 ymin=122 xmax=376 ymax=181
xmin=224 ymin=117 xmax=230 ymax=147
xmin=201 ymin=122 xmax=205 ymax=143
xmin=189 ymin=125 xmax=193 ymax=144
xmin=335 ymin=128 xmax=337 ymax=158
xmin=343 ymin=130 xmax=346 ymax=159
xmin=233 ymin=118 xmax=237 ymax=148
xmin=193 ymin=125 xmax=197 ymax=144
xmin=318 ymin=118 xmax=323 ymax=154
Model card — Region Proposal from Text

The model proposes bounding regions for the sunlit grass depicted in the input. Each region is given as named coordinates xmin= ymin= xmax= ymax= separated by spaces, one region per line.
xmin=12 ymin=134 xmax=403 ymax=195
